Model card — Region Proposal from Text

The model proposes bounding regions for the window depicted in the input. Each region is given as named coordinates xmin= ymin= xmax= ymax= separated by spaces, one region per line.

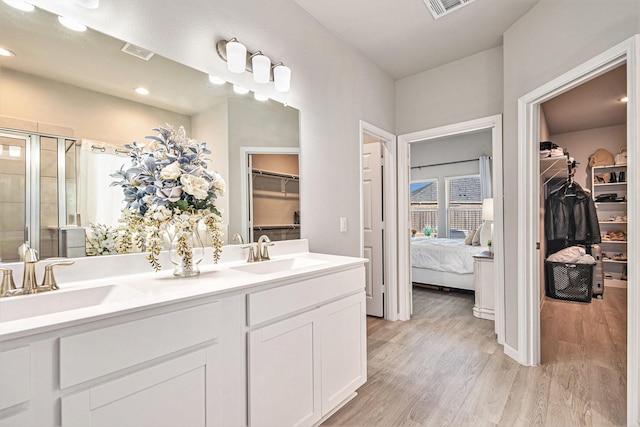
xmin=410 ymin=179 xmax=438 ymax=236
xmin=446 ymin=175 xmax=482 ymax=238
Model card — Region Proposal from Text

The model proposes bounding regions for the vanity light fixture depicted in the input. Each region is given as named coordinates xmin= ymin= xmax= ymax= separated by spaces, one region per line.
xmin=254 ymin=93 xmax=269 ymax=102
xmin=619 ymin=96 xmax=629 ymax=103
xmin=233 ymin=84 xmax=249 ymax=95
xmin=2 ymin=0 xmax=35 ymax=12
xmin=251 ymin=51 xmax=271 ymax=84
xmin=217 ymin=37 xmax=292 ymax=92
xmin=208 ymin=75 xmax=226 ymax=85
xmin=273 ymin=63 xmax=291 ymax=93
xmin=0 ymin=47 xmax=15 ymax=57
xmin=225 ymin=38 xmax=247 ymax=73
xmin=58 ymin=15 xmax=87 ymax=32
xmin=135 ymin=87 xmax=149 ymax=95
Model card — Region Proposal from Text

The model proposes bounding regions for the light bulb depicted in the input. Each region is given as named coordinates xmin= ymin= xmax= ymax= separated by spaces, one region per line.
xmin=233 ymin=85 xmax=249 ymax=95
xmin=251 ymin=53 xmax=271 ymax=84
xmin=208 ymin=75 xmax=226 ymax=85
xmin=254 ymin=93 xmax=269 ymax=101
xmin=0 ymin=47 xmax=15 ymax=57
xmin=273 ymin=64 xmax=291 ymax=92
xmin=2 ymin=0 xmax=34 ymax=12
xmin=58 ymin=16 xmax=87 ymax=32
xmin=226 ymin=40 xmax=247 ymax=73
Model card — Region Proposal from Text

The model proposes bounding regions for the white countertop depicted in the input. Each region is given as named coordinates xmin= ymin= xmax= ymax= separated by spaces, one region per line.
xmin=0 ymin=240 xmax=366 ymax=341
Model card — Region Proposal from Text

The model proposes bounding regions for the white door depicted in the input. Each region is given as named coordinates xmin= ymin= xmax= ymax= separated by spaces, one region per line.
xmin=363 ymin=141 xmax=384 ymax=317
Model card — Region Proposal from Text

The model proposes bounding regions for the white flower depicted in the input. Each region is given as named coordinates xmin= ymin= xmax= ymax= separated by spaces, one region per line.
xmin=160 ymin=161 xmax=181 ymax=180
xmin=211 ymin=172 xmax=226 ymax=196
xmin=181 ymin=174 xmax=209 ymax=199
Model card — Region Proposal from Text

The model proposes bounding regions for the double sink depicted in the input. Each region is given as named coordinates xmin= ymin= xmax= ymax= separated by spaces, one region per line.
xmin=0 ymin=256 xmax=328 ymax=325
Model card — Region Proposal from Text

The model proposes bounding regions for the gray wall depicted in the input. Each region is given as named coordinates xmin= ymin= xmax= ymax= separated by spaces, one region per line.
xmin=396 ymin=46 xmax=503 ymax=134
xmin=502 ymin=0 xmax=640 ymax=350
xmin=32 ymin=0 xmax=396 ymax=258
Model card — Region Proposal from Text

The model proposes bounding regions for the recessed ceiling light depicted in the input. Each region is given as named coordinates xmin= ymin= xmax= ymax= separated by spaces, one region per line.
xmin=0 ymin=47 xmax=16 ymax=57
xmin=254 ymin=93 xmax=269 ymax=102
xmin=208 ymin=75 xmax=226 ymax=85
xmin=135 ymin=87 xmax=149 ymax=95
xmin=58 ymin=16 xmax=87 ymax=32
xmin=2 ymin=0 xmax=35 ymax=12
xmin=619 ymin=96 xmax=629 ymax=103
xmin=233 ymin=85 xmax=249 ymax=95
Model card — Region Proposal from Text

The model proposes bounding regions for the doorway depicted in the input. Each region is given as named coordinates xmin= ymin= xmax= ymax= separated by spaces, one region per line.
xmin=517 ymin=35 xmax=638 ymax=421
xmin=397 ymin=115 xmax=505 ymax=344
xmin=359 ymin=121 xmax=397 ymax=319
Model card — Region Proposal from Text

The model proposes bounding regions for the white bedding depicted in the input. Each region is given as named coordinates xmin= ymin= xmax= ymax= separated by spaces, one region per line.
xmin=411 ymin=237 xmax=486 ymax=274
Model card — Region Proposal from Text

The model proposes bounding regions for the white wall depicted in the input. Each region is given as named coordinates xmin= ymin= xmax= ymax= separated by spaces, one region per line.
xmin=550 ymin=124 xmax=626 ymax=189
xmin=30 ymin=0 xmax=396 ymax=258
xmin=502 ymin=0 xmax=640 ymax=350
xmin=396 ymin=46 xmax=503 ymax=134
xmin=192 ymin=101 xmax=229 ymax=240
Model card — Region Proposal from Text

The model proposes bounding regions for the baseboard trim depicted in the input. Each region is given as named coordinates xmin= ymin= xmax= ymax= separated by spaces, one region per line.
xmin=504 ymin=343 xmax=521 ymax=364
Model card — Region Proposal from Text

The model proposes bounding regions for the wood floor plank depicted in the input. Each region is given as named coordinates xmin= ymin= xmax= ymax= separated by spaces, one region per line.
xmin=323 ymin=286 xmax=627 ymax=427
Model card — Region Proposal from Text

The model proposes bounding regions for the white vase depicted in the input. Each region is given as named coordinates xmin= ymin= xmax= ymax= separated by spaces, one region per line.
xmin=169 ymin=228 xmax=204 ymax=277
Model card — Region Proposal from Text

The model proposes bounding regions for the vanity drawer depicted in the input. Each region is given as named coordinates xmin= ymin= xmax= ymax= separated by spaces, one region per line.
xmin=247 ymin=266 xmax=365 ymax=326
xmin=0 ymin=346 xmax=30 ymax=410
xmin=60 ymin=301 xmax=220 ymax=389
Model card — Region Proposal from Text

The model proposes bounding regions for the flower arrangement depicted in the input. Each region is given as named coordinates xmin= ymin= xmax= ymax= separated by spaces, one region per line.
xmin=86 ymin=223 xmax=119 ymax=256
xmin=111 ymin=125 xmax=225 ymax=272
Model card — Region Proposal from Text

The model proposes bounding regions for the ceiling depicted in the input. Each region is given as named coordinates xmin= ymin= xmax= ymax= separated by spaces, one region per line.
xmin=542 ymin=64 xmax=627 ymax=135
xmin=0 ymin=4 xmax=234 ymax=116
xmin=293 ymin=0 xmax=540 ymax=79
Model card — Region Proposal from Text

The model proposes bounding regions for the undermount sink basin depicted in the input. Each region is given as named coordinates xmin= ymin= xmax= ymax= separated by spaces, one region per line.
xmin=231 ymin=257 xmax=327 ymax=275
xmin=0 ymin=284 xmax=145 ymax=323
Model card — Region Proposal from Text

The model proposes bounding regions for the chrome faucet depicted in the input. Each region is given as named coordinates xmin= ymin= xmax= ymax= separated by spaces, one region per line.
xmin=256 ymin=235 xmax=274 ymax=262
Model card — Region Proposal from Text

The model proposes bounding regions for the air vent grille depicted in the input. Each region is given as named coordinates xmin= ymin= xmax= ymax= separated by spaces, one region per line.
xmin=424 ymin=0 xmax=477 ymax=19
xmin=120 ymin=42 xmax=155 ymax=61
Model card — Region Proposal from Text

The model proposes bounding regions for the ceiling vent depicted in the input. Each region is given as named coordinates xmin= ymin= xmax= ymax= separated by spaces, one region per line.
xmin=423 ymin=0 xmax=477 ymax=19
xmin=121 ymin=42 xmax=155 ymax=61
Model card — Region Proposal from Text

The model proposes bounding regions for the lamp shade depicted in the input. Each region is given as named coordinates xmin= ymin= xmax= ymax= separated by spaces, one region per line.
xmin=226 ymin=40 xmax=247 ymax=73
xmin=482 ymin=198 xmax=494 ymax=221
xmin=273 ymin=64 xmax=291 ymax=92
xmin=252 ymin=53 xmax=271 ymax=84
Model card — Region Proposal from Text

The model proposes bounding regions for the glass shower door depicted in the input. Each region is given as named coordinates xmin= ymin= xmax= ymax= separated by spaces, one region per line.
xmin=0 ymin=132 xmax=29 ymax=262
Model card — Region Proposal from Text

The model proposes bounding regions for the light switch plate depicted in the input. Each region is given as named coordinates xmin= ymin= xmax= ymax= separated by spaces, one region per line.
xmin=340 ymin=217 xmax=347 ymax=232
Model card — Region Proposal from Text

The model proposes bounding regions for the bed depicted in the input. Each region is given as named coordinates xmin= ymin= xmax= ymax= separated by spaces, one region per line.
xmin=411 ymin=237 xmax=487 ymax=291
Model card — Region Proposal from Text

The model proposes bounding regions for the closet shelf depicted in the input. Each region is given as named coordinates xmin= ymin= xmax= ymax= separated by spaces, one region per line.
xmin=592 ymin=164 xmax=627 ymax=170
xmin=253 ymin=224 xmax=300 ymax=230
xmin=600 ymin=240 xmax=627 ymax=244
xmin=602 ymin=259 xmax=627 ymax=264
xmin=599 ymin=221 xmax=627 ymax=224
xmin=593 ymin=182 xmax=626 ymax=187
xmin=252 ymin=169 xmax=299 ymax=180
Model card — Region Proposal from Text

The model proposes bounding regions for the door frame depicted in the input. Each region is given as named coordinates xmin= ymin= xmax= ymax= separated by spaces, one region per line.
xmin=359 ymin=121 xmax=397 ymax=320
xmin=517 ymin=35 xmax=639 ymax=422
xmin=240 ymin=146 xmax=301 ymax=243
xmin=397 ymin=115 xmax=505 ymax=346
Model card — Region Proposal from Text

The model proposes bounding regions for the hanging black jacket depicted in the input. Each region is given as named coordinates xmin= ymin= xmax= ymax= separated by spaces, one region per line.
xmin=545 ymin=183 xmax=601 ymax=243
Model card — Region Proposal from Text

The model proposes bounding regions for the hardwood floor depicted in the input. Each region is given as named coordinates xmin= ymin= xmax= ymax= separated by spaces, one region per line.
xmin=323 ymin=286 xmax=627 ymax=426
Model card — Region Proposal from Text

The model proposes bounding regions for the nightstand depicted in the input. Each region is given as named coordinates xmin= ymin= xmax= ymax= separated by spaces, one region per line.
xmin=473 ymin=251 xmax=495 ymax=323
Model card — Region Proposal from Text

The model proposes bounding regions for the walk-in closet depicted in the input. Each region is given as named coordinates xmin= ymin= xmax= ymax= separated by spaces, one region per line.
xmin=538 ymin=64 xmax=628 ymax=423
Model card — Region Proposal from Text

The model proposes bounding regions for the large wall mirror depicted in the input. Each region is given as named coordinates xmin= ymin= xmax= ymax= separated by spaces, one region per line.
xmin=0 ymin=4 xmax=300 ymax=262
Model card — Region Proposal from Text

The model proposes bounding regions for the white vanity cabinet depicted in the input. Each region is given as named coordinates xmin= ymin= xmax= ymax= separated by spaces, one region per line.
xmin=247 ymin=267 xmax=366 ymax=427
xmin=60 ymin=301 xmax=228 ymax=427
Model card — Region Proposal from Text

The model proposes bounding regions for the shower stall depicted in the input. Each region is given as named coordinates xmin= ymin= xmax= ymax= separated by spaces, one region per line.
xmin=0 ymin=127 xmax=77 ymax=262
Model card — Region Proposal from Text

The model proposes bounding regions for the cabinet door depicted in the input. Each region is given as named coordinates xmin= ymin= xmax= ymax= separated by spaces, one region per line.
xmin=62 ymin=346 xmax=222 ymax=427
xmin=321 ymin=292 xmax=366 ymax=414
xmin=248 ymin=309 xmax=321 ymax=427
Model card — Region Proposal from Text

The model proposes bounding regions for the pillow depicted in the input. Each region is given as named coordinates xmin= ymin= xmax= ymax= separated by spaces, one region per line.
xmin=472 ymin=223 xmax=483 ymax=246
xmin=464 ymin=230 xmax=475 ymax=245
